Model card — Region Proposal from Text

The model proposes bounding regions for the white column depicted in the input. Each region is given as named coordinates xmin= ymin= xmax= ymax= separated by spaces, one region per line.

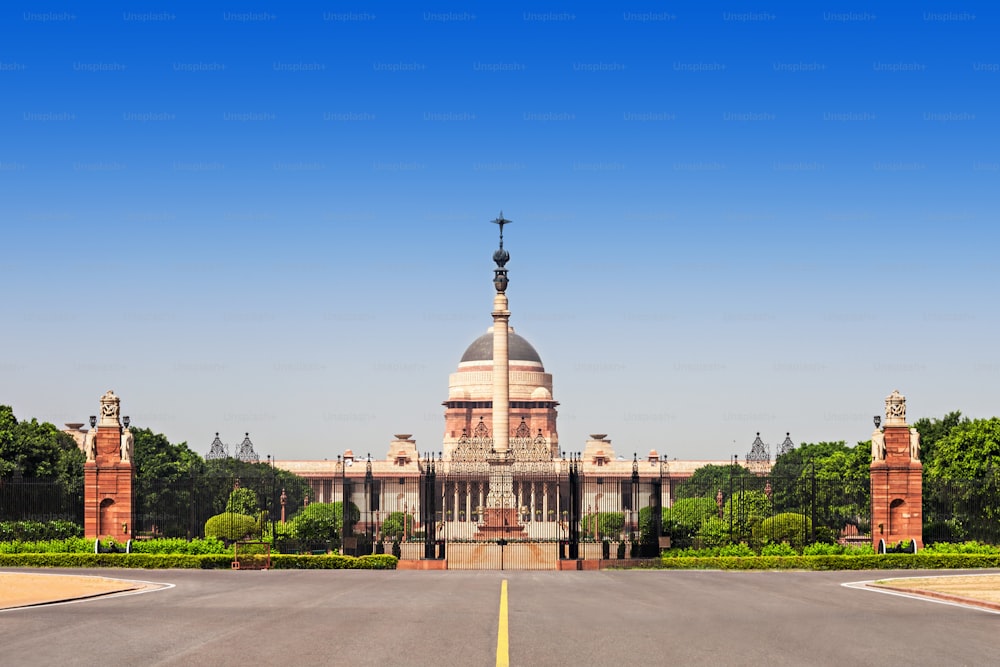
xmin=492 ymin=296 xmax=510 ymax=453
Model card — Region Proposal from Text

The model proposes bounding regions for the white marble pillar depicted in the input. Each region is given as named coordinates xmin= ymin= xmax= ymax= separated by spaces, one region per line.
xmin=492 ymin=306 xmax=510 ymax=454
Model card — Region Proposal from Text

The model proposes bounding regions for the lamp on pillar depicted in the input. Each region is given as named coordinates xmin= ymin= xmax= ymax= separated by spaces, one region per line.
xmin=123 ymin=416 xmax=130 ymax=428
xmin=659 ymin=453 xmax=670 ymax=506
xmin=337 ymin=454 xmax=345 ymax=552
xmin=365 ymin=453 xmax=373 ymax=551
xmin=874 ymin=415 xmax=881 ymax=429
xmin=729 ymin=454 xmax=738 ymax=541
xmin=89 ymin=415 xmax=96 ymax=429
xmin=631 ymin=453 xmax=639 ymax=551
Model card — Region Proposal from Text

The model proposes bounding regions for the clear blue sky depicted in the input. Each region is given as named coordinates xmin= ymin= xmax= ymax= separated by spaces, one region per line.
xmin=2 ymin=2 xmax=997 ymax=461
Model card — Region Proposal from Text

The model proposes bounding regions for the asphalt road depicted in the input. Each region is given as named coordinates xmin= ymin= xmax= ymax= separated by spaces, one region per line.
xmin=1 ymin=568 xmax=997 ymax=666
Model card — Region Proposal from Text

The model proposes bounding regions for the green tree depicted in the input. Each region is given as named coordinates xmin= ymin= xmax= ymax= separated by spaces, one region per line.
xmin=675 ymin=463 xmax=755 ymax=500
xmin=580 ymin=512 xmax=625 ymax=540
xmin=381 ymin=511 xmax=413 ymax=540
xmin=291 ymin=502 xmax=359 ymax=548
xmin=0 ymin=407 xmax=85 ymax=523
xmin=753 ymin=512 xmax=812 ymax=549
xmin=128 ymin=430 xmax=312 ymax=538
xmin=921 ymin=417 xmax=1000 ymax=542
xmin=225 ymin=487 xmax=260 ymax=516
xmin=664 ymin=496 xmax=718 ymax=547
xmin=770 ymin=440 xmax=869 ymax=540
xmin=924 ymin=417 xmax=1000 ymax=480
xmin=666 ymin=496 xmax=718 ymax=526
xmin=722 ymin=489 xmax=771 ymax=541
xmin=637 ymin=505 xmax=661 ymax=543
xmin=131 ymin=427 xmax=203 ymax=537
xmin=771 ymin=441 xmax=867 ymax=481
xmin=0 ymin=408 xmax=83 ymax=483
xmin=202 ymin=457 xmax=312 ymax=524
xmin=916 ymin=413 xmax=996 ymax=542
xmin=697 ymin=517 xmax=730 ymax=548
xmin=913 ymin=410 xmax=967 ymax=469
xmin=0 ymin=405 xmax=18 ymax=477
xmin=133 ymin=427 xmax=202 ymax=483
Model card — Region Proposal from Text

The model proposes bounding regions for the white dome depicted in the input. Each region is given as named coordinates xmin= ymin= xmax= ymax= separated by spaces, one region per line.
xmin=531 ymin=386 xmax=552 ymax=400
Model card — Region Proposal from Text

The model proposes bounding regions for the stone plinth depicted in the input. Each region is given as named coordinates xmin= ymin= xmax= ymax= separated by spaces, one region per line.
xmin=474 ymin=507 xmax=525 ymax=540
xmin=397 ymin=559 xmax=448 ymax=570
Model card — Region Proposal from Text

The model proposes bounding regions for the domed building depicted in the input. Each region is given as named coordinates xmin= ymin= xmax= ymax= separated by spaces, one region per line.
xmin=271 ymin=215 xmax=734 ymax=567
xmin=443 ymin=325 xmax=558 ymax=460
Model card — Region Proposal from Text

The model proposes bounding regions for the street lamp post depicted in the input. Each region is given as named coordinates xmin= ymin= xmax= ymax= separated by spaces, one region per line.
xmin=631 ymin=453 xmax=639 ymax=557
xmin=729 ymin=454 xmax=738 ymax=543
xmin=365 ymin=454 xmax=373 ymax=554
xmin=659 ymin=454 xmax=669 ymax=552
xmin=338 ymin=455 xmax=346 ymax=555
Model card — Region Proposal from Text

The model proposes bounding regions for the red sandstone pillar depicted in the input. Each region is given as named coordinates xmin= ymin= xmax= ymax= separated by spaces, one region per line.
xmin=83 ymin=391 xmax=135 ymax=542
xmin=870 ymin=390 xmax=923 ymax=550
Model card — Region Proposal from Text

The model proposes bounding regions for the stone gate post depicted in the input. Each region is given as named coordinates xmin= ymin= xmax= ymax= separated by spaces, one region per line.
xmin=84 ymin=390 xmax=135 ymax=541
xmin=870 ymin=390 xmax=923 ymax=550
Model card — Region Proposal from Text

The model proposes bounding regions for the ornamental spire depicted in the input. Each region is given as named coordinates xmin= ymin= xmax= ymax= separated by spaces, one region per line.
xmin=491 ymin=212 xmax=511 ymax=293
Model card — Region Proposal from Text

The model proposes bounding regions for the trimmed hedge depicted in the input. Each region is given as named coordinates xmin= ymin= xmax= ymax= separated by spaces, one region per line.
xmin=0 ymin=537 xmax=96 ymax=554
xmin=0 ymin=537 xmax=230 ymax=555
xmin=131 ymin=538 xmax=228 ymax=555
xmin=0 ymin=553 xmax=398 ymax=570
xmin=654 ymin=553 xmax=1000 ymax=570
xmin=270 ymin=554 xmax=398 ymax=570
xmin=0 ymin=520 xmax=82 ymax=542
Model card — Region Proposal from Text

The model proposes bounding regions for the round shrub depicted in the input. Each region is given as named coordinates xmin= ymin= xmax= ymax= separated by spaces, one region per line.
xmin=204 ymin=512 xmax=258 ymax=543
xmin=754 ymin=513 xmax=811 ymax=549
xmin=291 ymin=502 xmax=359 ymax=548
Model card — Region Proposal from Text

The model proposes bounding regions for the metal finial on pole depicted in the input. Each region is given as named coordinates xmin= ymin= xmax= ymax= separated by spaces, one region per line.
xmin=491 ymin=212 xmax=511 ymax=293
xmin=491 ymin=212 xmax=511 ymax=247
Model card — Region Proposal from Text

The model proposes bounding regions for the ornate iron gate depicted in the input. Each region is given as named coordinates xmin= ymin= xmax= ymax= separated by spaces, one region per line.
xmin=432 ymin=466 xmax=566 ymax=570
xmin=413 ymin=452 xmax=664 ymax=569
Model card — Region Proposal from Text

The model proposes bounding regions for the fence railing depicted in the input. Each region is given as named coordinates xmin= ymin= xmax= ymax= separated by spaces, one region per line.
xmin=3 ymin=473 xmax=999 ymax=549
xmin=0 ymin=478 xmax=83 ymax=525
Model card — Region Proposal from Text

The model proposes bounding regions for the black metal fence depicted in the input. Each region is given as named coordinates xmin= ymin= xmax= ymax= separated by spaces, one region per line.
xmin=924 ymin=473 xmax=1000 ymax=544
xmin=299 ymin=456 xmax=665 ymax=567
xmin=668 ymin=473 xmax=872 ymax=550
xmin=4 ymin=471 xmax=1000 ymax=555
xmin=0 ymin=477 xmax=83 ymax=525
xmin=133 ymin=474 xmax=282 ymax=542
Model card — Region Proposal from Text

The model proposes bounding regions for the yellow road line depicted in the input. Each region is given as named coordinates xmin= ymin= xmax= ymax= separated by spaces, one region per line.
xmin=497 ymin=579 xmax=509 ymax=667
